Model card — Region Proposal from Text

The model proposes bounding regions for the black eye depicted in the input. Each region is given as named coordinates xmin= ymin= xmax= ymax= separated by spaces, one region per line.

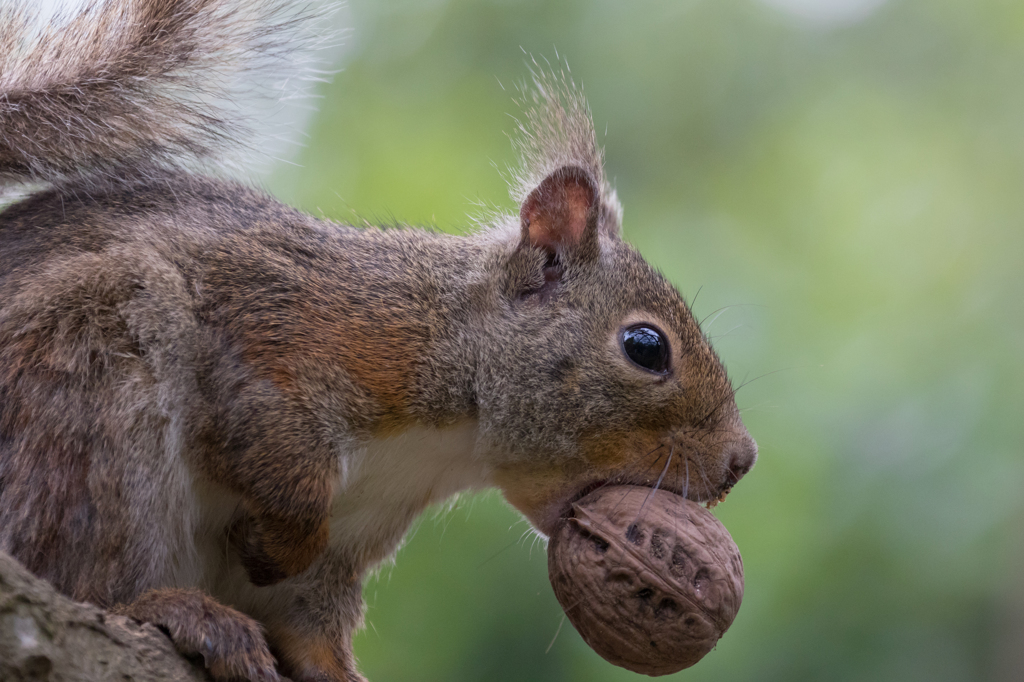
xmin=620 ymin=324 xmax=670 ymax=374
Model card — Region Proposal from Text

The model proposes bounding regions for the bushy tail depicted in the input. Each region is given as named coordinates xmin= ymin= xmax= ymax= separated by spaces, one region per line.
xmin=0 ymin=0 xmax=329 ymax=189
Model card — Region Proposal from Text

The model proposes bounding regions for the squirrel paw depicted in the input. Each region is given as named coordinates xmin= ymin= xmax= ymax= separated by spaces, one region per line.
xmin=113 ymin=588 xmax=281 ymax=682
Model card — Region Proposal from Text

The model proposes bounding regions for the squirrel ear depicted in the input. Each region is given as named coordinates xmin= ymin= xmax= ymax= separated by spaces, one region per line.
xmin=520 ymin=166 xmax=599 ymax=254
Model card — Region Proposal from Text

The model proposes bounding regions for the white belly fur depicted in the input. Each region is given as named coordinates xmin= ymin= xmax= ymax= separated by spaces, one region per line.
xmin=181 ymin=420 xmax=491 ymax=617
xmin=328 ymin=420 xmax=491 ymax=568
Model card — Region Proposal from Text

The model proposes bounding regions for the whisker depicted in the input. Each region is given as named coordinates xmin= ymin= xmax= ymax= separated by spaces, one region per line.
xmin=708 ymin=323 xmax=745 ymax=342
xmin=699 ymin=305 xmax=737 ymax=331
xmin=699 ymin=303 xmax=766 ymax=331
xmin=634 ymin=446 xmax=674 ymax=526
xmin=695 ymin=461 xmax=715 ymax=503
xmin=584 ymin=442 xmax=670 ymax=529
xmin=517 ymin=527 xmax=534 ymax=548
xmin=585 ymin=440 xmax=670 ymax=502
xmin=624 ymin=450 xmax=677 ymax=543
xmin=545 ymin=614 xmax=567 ymax=654
xmin=688 ymin=285 xmax=703 ymax=309
xmin=652 ymin=446 xmax=674 ymax=493
xmin=694 ymin=365 xmax=795 ymax=429
xmin=672 ymin=455 xmax=685 ymax=551
xmin=683 ymin=458 xmax=691 ymax=500
xmin=476 ymin=537 xmax=522 ymax=570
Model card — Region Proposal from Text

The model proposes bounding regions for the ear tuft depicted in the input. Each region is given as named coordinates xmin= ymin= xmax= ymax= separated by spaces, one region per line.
xmin=507 ymin=63 xmax=623 ymax=243
xmin=520 ymin=166 xmax=598 ymax=253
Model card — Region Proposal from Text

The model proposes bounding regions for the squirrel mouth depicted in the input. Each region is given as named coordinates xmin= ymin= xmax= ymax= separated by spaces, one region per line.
xmin=568 ymin=481 xmax=608 ymax=508
xmin=554 ymin=480 xmax=608 ymax=526
xmin=559 ymin=476 xmax=723 ymax=523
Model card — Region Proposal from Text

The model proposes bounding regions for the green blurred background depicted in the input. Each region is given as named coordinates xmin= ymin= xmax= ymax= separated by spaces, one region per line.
xmin=266 ymin=0 xmax=1024 ymax=679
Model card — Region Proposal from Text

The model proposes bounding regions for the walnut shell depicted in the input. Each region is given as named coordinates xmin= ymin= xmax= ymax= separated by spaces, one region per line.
xmin=547 ymin=485 xmax=744 ymax=676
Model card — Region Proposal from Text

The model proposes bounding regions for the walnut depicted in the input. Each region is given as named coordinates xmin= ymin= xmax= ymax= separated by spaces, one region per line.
xmin=547 ymin=485 xmax=744 ymax=676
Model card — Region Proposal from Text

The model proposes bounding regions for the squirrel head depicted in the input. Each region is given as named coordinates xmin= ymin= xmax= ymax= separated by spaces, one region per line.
xmin=472 ymin=68 xmax=756 ymax=536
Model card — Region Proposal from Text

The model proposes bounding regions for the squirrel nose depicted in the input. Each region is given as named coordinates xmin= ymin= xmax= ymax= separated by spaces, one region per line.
xmin=726 ymin=435 xmax=758 ymax=485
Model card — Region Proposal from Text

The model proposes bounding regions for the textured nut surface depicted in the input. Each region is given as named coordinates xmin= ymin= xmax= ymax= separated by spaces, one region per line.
xmin=547 ymin=485 xmax=744 ymax=676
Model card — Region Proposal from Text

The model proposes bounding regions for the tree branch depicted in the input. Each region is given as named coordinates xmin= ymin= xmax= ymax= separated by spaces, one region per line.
xmin=0 ymin=551 xmax=211 ymax=681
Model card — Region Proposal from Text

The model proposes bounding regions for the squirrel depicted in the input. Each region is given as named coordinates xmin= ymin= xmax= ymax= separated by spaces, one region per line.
xmin=0 ymin=1 xmax=758 ymax=680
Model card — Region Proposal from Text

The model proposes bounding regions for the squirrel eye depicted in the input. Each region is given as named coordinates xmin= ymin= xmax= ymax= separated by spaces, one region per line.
xmin=621 ymin=324 xmax=670 ymax=374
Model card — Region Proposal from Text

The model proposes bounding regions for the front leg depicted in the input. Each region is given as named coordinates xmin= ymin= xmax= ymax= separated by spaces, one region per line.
xmin=274 ymin=626 xmax=364 ymax=682
xmin=209 ymin=376 xmax=338 ymax=586
xmin=263 ymin=552 xmax=368 ymax=682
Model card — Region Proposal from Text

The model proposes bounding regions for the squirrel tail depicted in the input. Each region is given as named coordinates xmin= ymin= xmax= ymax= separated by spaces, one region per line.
xmin=0 ymin=0 xmax=328 ymax=190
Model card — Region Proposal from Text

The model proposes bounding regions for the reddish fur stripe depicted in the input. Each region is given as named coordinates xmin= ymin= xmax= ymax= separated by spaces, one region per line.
xmin=239 ymin=279 xmax=424 ymax=436
xmin=272 ymin=626 xmax=361 ymax=682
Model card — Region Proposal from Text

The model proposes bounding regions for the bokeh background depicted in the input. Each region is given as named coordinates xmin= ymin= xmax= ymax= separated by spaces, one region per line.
xmin=265 ymin=0 xmax=1024 ymax=680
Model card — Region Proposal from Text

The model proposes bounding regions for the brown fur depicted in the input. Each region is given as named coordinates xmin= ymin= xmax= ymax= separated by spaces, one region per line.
xmin=112 ymin=588 xmax=280 ymax=681
xmin=273 ymin=626 xmax=363 ymax=682
xmin=0 ymin=2 xmax=757 ymax=680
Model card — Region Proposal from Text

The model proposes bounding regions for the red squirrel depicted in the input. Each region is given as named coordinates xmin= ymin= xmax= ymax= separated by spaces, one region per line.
xmin=0 ymin=1 xmax=757 ymax=680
